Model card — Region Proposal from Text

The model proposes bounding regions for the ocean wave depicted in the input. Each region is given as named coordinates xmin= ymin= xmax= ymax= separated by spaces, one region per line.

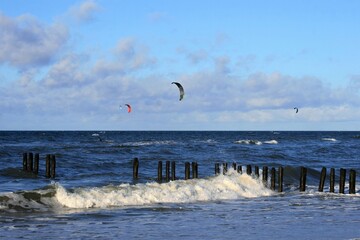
xmin=120 ymin=140 xmax=177 ymax=147
xmin=55 ymin=172 xmax=272 ymax=209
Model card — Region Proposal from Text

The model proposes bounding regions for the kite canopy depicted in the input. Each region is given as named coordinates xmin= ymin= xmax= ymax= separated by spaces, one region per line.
xmin=172 ymin=82 xmax=184 ymax=101
xmin=125 ymin=104 xmax=132 ymax=113
xmin=294 ymin=107 xmax=299 ymax=113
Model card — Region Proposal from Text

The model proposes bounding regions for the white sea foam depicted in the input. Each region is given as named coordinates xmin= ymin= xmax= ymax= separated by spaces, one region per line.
xmin=234 ymin=139 xmax=278 ymax=145
xmin=322 ymin=138 xmax=337 ymax=142
xmin=55 ymin=172 xmax=273 ymax=209
xmin=234 ymin=139 xmax=262 ymax=145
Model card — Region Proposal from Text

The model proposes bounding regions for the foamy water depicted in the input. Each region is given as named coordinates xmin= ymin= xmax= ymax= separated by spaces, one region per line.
xmin=55 ymin=172 xmax=273 ymax=209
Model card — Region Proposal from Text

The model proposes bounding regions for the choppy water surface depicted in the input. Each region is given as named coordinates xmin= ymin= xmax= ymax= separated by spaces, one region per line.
xmin=1 ymin=131 xmax=359 ymax=239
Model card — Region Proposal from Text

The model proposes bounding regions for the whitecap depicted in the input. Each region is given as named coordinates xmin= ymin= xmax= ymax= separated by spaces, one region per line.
xmin=322 ymin=138 xmax=337 ymax=142
xmin=234 ymin=139 xmax=262 ymax=145
xmin=264 ymin=140 xmax=278 ymax=144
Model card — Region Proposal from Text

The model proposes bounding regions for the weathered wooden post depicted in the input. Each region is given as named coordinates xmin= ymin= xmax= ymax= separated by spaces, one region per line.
xmin=133 ymin=157 xmax=139 ymax=179
xmin=232 ymin=162 xmax=237 ymax=170
xmin=278 ymin=166 xmax=283 ymax=192
xmin=237 ymin=165 xmax=242 ymax=174
xmin=318 ymin=167 xmax=326 ymax=192
xmin=262 ymin=166 xmax=268 ymax=186
xmin=22 ymin=153 xmax=28 ymax=171
xmin=45 ymin=154 xmax=51 ymax=178
xmin=223 ymin=163 xmax=228 ymax=175
xmin=255 ymin=166 xmax=259 ymax=178
xmin=270 ymin=167 xmax=276 ymax=190
xmin=185 ymin=162 xmax=190 ymax=180
xmin=192 ymin=162 xmax=198 ymax=179
xmin=215 ymin=163 xmax=220 ymax=175
xmin=33 ymin=153 xmax=39 ymax=175
xmin=300 ymin=167 xmax=307 ymax=192
xmin=339 ymin=168 xmax=346 ymax=194
xmin=166 ymin=161 xmax=170 ymax=181
xmin=50 ymin=154 xmax=56 ymax=179
xmin=330 ymin=168 xmax=335 ymax=193
xmin=157 ymin=161 xmax=163 ymax=182
xmin=27 ymin=152 xmax=33 ymax=172
xmin=246 ymin=165 xmax=252 ymax=175
xmin=171 ymin=161 xmax=176 ymax=181
xmin=349 ymin=169 xmax=356 ymax=194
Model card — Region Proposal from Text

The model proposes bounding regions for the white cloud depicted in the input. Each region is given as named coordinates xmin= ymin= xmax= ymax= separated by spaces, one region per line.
xmin=0 ymin=13 xmax=68 ymax=69
xmin=69 ymin=0 xmax=100 ymax=23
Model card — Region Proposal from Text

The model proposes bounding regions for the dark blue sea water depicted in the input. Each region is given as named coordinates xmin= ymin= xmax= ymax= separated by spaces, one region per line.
xmin=1 ymin=131 xmax=359 ymax=239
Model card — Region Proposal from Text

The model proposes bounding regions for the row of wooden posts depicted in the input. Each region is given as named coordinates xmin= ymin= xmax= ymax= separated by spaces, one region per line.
xmin=133 ymin=158 xmax=357 ymax=194
xmin=22 ymin=152 xmax=56 ymax=178
xmin=132 ymin=158 xmax=198 ymax=182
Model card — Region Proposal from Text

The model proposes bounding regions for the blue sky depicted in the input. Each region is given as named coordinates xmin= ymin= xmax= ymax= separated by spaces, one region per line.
xmin=1 ymin=0 xmax=360 ymax=130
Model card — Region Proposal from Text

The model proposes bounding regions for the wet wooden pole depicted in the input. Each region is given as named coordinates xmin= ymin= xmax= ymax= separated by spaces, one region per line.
xmin=215 ymin=163 xmax=220 ymax=175
xmin=330 ymin=168 xmax=335 ymax=193
xmin=232 ymin=162 xmax=237 ymax=171
xmin=171 ymin=161 xmax=176 ymax=181
xmin=339 ymin=168 xmax=346 ymax=194
xmin=299 ymin=167 xmax=307 ymax=192
xmin=223 ymin=163 xmax=228 ymax=175
xmin=278 ymin=166 xmax=283 ymax=192
xmin=157 ymin=161 xmax=163 ymax=182
xmin=192 ymin=162 xmax=198 ymax=179
xmin=50 ymin=154 xmax=56 ymax=179
xmin=237 ymin=165 xmax=242 ymax=174
xmin=166 ymin=161 xmax=170 ymax=181
xmin=185 ymin=162 xmax=190 ymax=180
xmin=262 ymin=166 xmax=268 ymax=186
xmin=45 ymin=154 xmax=51 ymax=178
xmin=246 ymin=165 xmax=252 ymax=175
xmin=318 ymin=167 xmax=326 ymax=192
xmin=22 ymin=153 xmax=28 ymax=171
xmin=270 ymin=167 xmax=276 ymax=190
xmin=255 ymin=166 xmax=259 ymax=178
xmin=349 ymin=169 xmax=356 ymax=194
xmin=133 ymin=157 xmax=139 ymax=179
xmin=27 ymin=152 xmax=33 ymax=172
xmin=33 ymin=153 xmax=39 ymax=175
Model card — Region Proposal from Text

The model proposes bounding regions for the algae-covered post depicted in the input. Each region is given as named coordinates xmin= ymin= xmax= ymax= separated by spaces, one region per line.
xmin=215 ymin=163 xmax=220 ymax=175
xmin=318 ymin=167 xmax=326 ymax=192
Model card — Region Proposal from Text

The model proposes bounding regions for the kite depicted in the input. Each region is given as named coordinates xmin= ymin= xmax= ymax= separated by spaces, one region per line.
xmin=172 ymin=82 xmax=184 ymax=101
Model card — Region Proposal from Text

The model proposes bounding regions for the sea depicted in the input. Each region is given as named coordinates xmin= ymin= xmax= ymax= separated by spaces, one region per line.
xmin=0 ymin=131 xmax=359 ymax=239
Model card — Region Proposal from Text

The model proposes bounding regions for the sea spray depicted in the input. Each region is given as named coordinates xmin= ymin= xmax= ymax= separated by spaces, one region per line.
xmin=55 ymin=171 xmax=273 ymax=209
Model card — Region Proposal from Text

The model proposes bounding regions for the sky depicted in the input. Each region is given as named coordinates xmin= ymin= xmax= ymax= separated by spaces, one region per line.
xmin=1 ymin=0 xmax=360 ymax=131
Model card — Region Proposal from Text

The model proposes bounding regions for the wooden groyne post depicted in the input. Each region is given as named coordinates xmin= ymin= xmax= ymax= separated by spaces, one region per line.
xmin=171 ymin=161 xmax=176 ymax=181
xmin=270 ymin=167 xmax=276 ymax=191
xmin=330 ymin=168 xmax=335 ymax=193
xmin=318 ymin=167 xmax=326 ymax=192
xmin=158 ymin=161 xmax=163 ymax=182
xmin=262 ymin=166 xmax=268 ymax=186
xmin=185 ymin=162 xmax=190 ymax=180
xmin=133 ymin=157 xmax=139 ymax=179
xmin=339 ymin=168 xmax=346 ymax=194
xmin=349 ymin=169 xmax=356 ymax=194
xmin=278 ymin=166 xmax=283 ymax=192
xmin=300 ymin=167 xmax=307 ymax=192
xmin=166 ymin=161 xmax=170 ymax=181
